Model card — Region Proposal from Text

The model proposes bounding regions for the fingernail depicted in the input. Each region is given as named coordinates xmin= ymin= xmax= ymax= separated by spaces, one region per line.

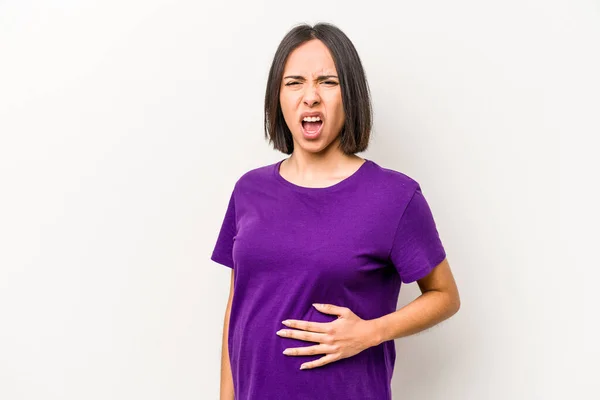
xmin=300 ymin=364 xmax=307 ymax=370
xmin=313 ymin=303 xmax=321 ymax=308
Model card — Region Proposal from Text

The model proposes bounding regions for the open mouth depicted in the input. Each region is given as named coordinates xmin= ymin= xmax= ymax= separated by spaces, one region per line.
xmin=301 ymin=116 xmax=324 ymax=137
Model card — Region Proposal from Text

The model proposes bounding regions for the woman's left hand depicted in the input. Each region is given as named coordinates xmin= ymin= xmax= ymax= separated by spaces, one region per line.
xmin=277 ymin=303 xmax=381 ymax=370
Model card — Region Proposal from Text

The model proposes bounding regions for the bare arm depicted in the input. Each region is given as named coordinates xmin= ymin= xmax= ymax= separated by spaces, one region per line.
xmin=220 ymin=270 xmax=235 ymax=400
xmin=370 ymin=258 xmax=460 ymax=343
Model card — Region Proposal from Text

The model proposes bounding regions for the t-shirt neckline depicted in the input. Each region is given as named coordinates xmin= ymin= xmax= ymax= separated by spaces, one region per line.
xmin=273 ymin=157 xmax=371 ymax=193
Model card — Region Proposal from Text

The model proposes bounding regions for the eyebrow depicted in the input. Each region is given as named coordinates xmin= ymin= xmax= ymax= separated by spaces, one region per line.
xmin=283 ymin=75 xmax=339 ymax=81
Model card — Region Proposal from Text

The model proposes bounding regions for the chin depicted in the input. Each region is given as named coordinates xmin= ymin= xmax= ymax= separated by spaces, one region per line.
xmin=292 ymin=132 xmax=339 ymax=153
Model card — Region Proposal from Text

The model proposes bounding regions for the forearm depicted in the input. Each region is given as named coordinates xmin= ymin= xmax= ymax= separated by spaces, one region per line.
xmin=220 ymin=301 xmax=234 ymax=400
xmin=370 ymin=290 xmax=460 ymax=345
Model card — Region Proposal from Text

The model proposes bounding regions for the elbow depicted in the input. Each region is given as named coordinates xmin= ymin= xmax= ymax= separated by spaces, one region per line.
xmin=453 ymin=301 xmax=461 ymax=316
xmin=450 ymin=292 xmax=461 ymax=315
xmin=439 ymin=288 xmax=460 ymax=317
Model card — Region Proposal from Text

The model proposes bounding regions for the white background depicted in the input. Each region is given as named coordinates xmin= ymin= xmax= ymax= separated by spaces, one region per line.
xmin=1 ymin=0 xmax=599 ymax=399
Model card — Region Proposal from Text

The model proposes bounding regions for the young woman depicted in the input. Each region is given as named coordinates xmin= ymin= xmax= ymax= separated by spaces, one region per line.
xmin=211 ymin=22 xmax=460 ymax=400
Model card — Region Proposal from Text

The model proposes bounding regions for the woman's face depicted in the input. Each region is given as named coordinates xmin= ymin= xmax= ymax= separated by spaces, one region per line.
xmin=279 ymin=39 xmax=345 ymax=153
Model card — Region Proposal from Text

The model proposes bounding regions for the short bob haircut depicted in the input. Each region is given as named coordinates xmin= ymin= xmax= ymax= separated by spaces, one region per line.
xmin=264 ymin=23 xmax=372 ymax=155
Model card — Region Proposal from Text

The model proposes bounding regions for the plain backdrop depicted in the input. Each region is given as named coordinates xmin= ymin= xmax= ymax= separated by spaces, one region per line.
xmin=1 ymin=0 xmax=599 ymax=399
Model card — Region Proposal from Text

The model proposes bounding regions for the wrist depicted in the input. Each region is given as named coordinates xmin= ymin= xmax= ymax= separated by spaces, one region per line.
xmin=367 ymin=318 xmax=385 ymax=347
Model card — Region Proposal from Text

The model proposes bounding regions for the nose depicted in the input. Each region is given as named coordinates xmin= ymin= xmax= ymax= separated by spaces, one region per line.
xmin=303 ymin=85 xmax=321 ymax=107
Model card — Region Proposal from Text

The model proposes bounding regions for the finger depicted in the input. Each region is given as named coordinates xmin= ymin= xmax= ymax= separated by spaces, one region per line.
xmin=313 ymin=303 xmax=349 ymax=317
xmin=300 ymin=352 xmax=340 ymax=370
xmin=282 ymin=343 xmax=332 ymax=356
xmin=276 ymin=328 xmax=327 ymax=343
xmin=282 ymin=319 xmax=330 ymax=333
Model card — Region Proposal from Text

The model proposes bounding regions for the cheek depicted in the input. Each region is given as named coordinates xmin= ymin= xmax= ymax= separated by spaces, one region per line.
xmin=326 ymin=94 xmax=345 ymax=126
xmin=279 ymin=95 xmax=297 ymax=128
xmin=279 ymin=95 xmax=289 ymax=114
xmin=279 ymin=92 xmax=298 ymax=112
xmin=336 ymin=100 xmax=345 ymax=118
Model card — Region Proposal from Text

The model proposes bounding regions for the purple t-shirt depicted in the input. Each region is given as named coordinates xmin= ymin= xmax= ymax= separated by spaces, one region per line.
xmin=211 ymin=158 xmax=446 ymax=400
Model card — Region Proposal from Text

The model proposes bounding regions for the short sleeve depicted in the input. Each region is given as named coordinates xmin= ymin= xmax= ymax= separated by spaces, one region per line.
xmin=210 ymin=188 xmax=237 ymax=269
xmin=389 ymin=186 xmax=447 ymax=283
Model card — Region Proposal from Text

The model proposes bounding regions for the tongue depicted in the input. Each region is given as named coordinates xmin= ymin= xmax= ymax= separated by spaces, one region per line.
xmin=303 ymin=121 xmax=322 ymax=133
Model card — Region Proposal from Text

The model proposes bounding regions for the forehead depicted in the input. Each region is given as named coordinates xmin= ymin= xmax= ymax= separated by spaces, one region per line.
xmin=283 ymin=39 xmax=337 ymax=75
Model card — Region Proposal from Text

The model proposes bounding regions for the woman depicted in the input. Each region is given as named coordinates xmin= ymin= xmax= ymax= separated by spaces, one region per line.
xmin=211 ymin=22 xmax=460 ymax=400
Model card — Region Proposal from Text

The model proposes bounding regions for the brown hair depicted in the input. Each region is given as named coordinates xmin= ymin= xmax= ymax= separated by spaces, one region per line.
xmin=264 ymin=23 xmax=372 ymax=155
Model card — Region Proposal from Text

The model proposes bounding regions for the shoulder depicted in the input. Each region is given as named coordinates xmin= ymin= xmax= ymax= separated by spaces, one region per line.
xmin=230 ymin=160 xmax=278 ymax=192
xmin=366 ymin=159 xmax=421 ymax=196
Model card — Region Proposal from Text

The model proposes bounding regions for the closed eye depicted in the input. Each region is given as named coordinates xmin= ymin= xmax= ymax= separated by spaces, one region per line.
xmin=284 ymin=80 xmax=337 ymax=87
